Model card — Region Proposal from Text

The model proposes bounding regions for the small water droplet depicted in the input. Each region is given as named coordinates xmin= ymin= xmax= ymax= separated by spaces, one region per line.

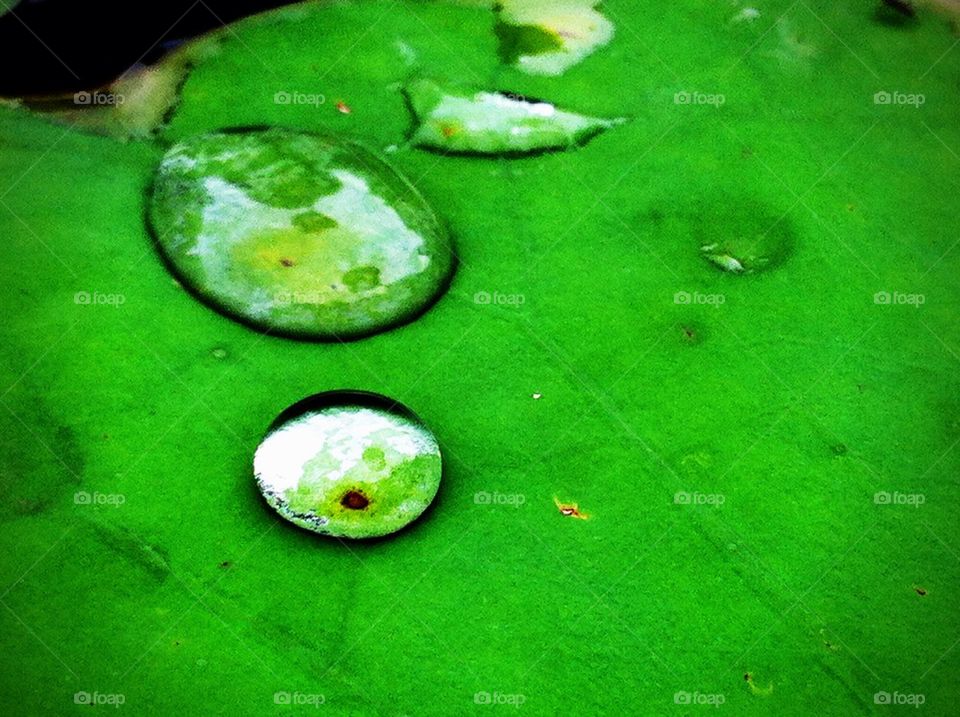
xmin=532 ymin=392 xmax=542 ymax=400
xmin=253 ymin=391 xmax=442 ymax=539
xmin=211 ymin=347 xmax=228 ymax=359
xmin=148 ymin=127 xmax=455 ymax=339
xmin=496 ymin=0 xmax=614 ymax=76
xmin=405 ymin=79 xmax=624 ymax=155
xmin=696 ymin=199 xmax=793 ymax=274
xmin=700 ymin=247 xmax=747 ymax=273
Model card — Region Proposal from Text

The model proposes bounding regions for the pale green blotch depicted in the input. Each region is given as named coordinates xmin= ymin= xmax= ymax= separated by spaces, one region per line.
xmin=148 ymin=128 xmax=455 ymax=339
xmin=254 ymin=405 xmax=442 ymax=539
xmin=497 ymin=0 xmax=614 ymax=76
xmin=406 ymin=79 xmax=624 ymax=154
xmin=292 ymin=210 xmax=338 ymax=232
xmin=701 ymin=247 xmax=747 ymax=273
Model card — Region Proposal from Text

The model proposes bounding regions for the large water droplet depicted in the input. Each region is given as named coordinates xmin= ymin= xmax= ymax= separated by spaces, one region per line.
xmin=496 ymin=0 xmax=614 ymax=76
xmin=148 ymin=127 xmax=455 ymax=339
xmin=405 ymin=79 xmax=624 ymax=155
xmin=254 ymin=391 xmax=442 ymax=539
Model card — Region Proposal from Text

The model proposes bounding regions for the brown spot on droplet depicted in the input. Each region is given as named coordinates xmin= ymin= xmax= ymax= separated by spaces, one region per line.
xmin=336 ymin=101 xmax=351 ymax=114
xmin=280 ymin=258 xmax=295 ymax=267
xmin=440 ymin=123 xmax=458 ymax=138
xmin=341 ymin=490 xmax=369 ymax=510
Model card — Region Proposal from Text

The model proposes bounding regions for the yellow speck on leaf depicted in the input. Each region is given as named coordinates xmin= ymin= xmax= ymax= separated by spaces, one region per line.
xmin=554 ymin=496 xmax=589 ymax=520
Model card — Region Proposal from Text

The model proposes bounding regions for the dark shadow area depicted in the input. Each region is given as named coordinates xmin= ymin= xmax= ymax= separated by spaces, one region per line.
xmin=874 ymin=0 xmax=918 ymax=27
xmin=0 ymin=0 xmax=297 ymax=96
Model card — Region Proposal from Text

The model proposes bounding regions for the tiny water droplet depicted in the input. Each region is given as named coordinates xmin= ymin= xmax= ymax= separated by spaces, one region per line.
xmin=211 ymin=347 xmax=228 ymax=359
xmin=697 ymin=204 xmax=793 ymax=274
xmin=253 ymin=391 xmax=442 ymax=539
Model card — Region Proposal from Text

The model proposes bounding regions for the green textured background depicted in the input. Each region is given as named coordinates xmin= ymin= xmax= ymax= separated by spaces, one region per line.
xmin=1 ymin=0 xmax=958 ymax=714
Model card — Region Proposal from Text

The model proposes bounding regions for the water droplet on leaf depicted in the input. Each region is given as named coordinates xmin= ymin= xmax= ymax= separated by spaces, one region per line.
xmin=497 ymin=0 xmax=614 ymax=76
xmin=694 ymin=198 xmax=793 ymax=274
xmin=253 ymin=391 xmax=442 ymax=539
xmin=148 ymin=127 xmax=455 ymax=339
xmin=405 ymin=79 xmax=624 ymax=155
